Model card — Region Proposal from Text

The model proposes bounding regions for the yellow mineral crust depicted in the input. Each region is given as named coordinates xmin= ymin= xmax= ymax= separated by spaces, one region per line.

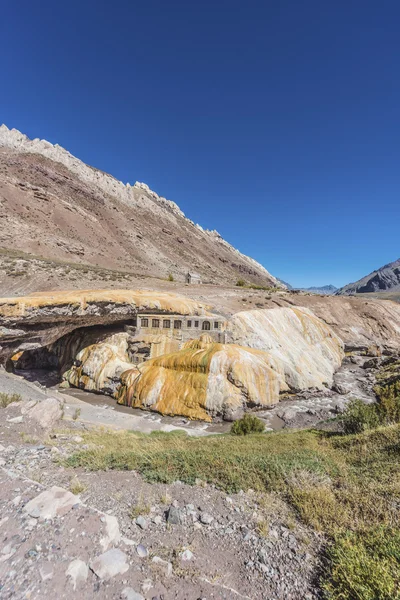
xmin=0 ymin=289 xmax=210 ymax=318
xmin=116 ymin=341 xmax=287 ymax=421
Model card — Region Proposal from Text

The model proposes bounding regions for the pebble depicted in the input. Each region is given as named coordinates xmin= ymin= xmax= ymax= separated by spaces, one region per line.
xmin=167 ymin=505 xmax=182 ymax=525
xmin=66 ymin=559 xmax=89 ymax=590
xmin=136 ymin=544 xmax=148 ymax=558
xmin=180 ymin=549 xmax=194 ymax=561
xmin=152 ymin=556 xmax=173 ymax=578
xmin=199 ymin=512 xmax=214 ymax=525
xmin=135 ymin=516 xmax=148 ymax=530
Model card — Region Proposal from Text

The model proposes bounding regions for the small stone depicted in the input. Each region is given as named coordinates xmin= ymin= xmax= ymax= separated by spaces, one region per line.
xmin=39 ymin=563 xmax=54 ymax=582
xmin=7 ymin=416 xmax=23 ymax=424
xmin=152 ymin=515 xmax=162 ymax=525
xmin=199 ymin=512 xmax=214 ymax=525
xmin=100 ymin=515 xmax=121 ymax=551
xmin=12 ymin=496 xmax=21 ymax=506
xmin=90 ymin=548 xmax=129 ymax=581
xmin=180 ymin=549 xmax=194 ymax=561
xmin=121 ymin=588 xmax=145 ymax=600
xmin=135 ymin=516 xmax=148 ymax=530
xmin=136 ymin=544 xmax=148 ymax=558
xmin=167 ymin=505 xmax=182 ymax=525
xmin=141 ymin=579 xmax=153 ymax=593
xmin=152 ymin=556 xmax=173 ymax=577
xmin=66 ymin=559 xmax=89 ymax=590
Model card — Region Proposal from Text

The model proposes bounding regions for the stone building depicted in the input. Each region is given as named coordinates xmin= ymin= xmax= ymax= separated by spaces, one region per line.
xmin=186 ymin=272 xmax=202 ymax=284
xmin=126 ymin=312 xmax=227 ymax=363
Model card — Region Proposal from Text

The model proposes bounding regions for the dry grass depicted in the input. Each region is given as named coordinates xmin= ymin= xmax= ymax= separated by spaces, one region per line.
xmin=66 ymin=424 xmax=400 ymax=599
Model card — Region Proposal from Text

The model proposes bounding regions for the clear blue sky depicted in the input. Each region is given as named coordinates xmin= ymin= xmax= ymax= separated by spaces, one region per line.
xmin=1 ymin=1 xmax=399 ymax=288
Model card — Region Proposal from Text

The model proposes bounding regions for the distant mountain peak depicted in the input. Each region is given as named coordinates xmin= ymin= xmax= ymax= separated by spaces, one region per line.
xmin=336 ymin=259 xmax=400 ymax=295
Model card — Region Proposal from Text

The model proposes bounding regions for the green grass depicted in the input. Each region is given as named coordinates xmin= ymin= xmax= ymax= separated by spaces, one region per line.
xmin=65 ymin=424 xmax=400 ymax=599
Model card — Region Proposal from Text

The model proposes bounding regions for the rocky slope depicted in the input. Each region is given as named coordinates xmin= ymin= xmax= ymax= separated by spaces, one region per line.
xmin=337 ymin=258 xmax=400 ymax=295
xmin=301 ymin=285 xmax=337 ymax=295
xmin=0 ymin=124 xmax=281 ymax=288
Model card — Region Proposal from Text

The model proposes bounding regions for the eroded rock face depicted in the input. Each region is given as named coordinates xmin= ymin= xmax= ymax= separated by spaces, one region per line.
xmin=116 ymin=336 xmax=288 ymax=422
xmin=0 ymin=289 xmax=209 ymax=363
xmin=228 ymin=307 xmax=344 ymax=391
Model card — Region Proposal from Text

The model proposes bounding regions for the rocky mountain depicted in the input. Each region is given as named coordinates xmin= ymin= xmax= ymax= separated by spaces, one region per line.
xmin=336 ymin=259 xmax=400 ymax=295
xmin=0 ymin=124 xmax=282 ymax=289
xmin=301 ymin=285 xmax=337 ymax=295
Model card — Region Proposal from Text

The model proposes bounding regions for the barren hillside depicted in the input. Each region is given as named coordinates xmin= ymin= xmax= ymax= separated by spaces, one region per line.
xmin=0 ymin=125 xmax=281 ymax=289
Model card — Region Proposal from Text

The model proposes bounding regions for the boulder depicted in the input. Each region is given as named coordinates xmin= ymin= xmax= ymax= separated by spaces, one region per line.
xmin=26 ymin=397 xmax=64 ymax=430
xmin=90 ymin=548 xmax=129 ymax=581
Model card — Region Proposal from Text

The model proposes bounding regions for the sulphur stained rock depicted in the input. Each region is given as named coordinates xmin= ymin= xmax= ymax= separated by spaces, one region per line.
xmin=116 ymin=336 xmax=287 ymax=422
xmin=228 ymin=307 xmax=344 ymax=391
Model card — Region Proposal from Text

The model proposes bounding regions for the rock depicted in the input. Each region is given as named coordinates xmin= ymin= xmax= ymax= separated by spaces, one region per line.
xmin=23 ymin=486 xmax=80 ymax=519
xmin=167 ymin=505 xmax=182 ymax=525
xmin=363 ymin=357 xmax=381 ymax=369
xmin=100 ymin=514 xmax=121 ymax=551
xmin=39 ymin=563 xmax=54 ymax=581
xmin=20 ymin=400 xmax=38 ymax=414
xmin=66 ymin=559 xmax=89 ymax=590
xmin=135 ymin=516 xmax=148 ymax=530
xmin=121 ymin=588 xmax=145 ymax=600
xmin=90 ymin=548 xmax=129 ymax=581
xmin=136 ymin=544 xmax=148 ymax=558
xmin=152 ymin=515 xmax=162 ymax=525
xmin=199 ymin=512 xmax=214 ymax=525
xmin=180 ymin=549 xmax=194 ymax=561
xmin=7 ymin=416 xmax=23 ymax=424
xmin=27 ymin=397 xmax=63 ymax=430
xmin=152 ymin=556 xmax=173 ymax=577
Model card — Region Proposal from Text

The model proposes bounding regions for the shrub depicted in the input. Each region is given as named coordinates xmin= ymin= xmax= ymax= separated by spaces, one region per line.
xmin=0 ymin=392 xmax=22 ymax=408
xmin=236 ymin=278 xmax=246 ymax=287
xmin=340 ymin=399 xmax=380 ymax=434
xmin=323 ymin=526 xmax=400 ymax=600
xmin=167 ymin=273 xmax=174 ymax=282
xmin=231 ymin=414 xmax=265 ymax=436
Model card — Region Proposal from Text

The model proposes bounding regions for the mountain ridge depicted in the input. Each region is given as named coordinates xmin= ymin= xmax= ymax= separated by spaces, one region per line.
xmin=0 ymin=124 xmax=282 ymax=288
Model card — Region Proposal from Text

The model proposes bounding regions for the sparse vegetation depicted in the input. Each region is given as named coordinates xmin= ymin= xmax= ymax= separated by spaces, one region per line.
xmin=231 ymin=413 xmax=265 ymax=435
xmin=168 ymin=273 xmax=174 ymax=282
xmin=69 ymin=478 xmax=87 ymax=495
xmin=0 ymin=392 xmax=22 ymax=408
xmin=236 ymin=278 xmax=246 ymax=287
xmin=129 ymin=499 xmax=151 ymax=519
xmin=66 ymin=422 xmax=400 ymax=599
xmin=72 ymin=408 xmax=81 ymax=421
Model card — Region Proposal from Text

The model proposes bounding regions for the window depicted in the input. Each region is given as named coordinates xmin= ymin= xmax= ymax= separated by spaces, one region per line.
xmin=194 ymin=321 xmax=199 ymax=328
xmin=202 ymin=321 xmax=211 ymax=331
xmin=152 ymin=318 xmax=160 ymax=328
xmin=187 ymin=320 xmax=192 ymax=328
xmin=163 ymin=320 xmax=171 ymax=329
xmin=141 ymin=318 xmax=149 ymax=327
xmin=214 ymin=321 xmax=219 ymax=329
xmin=174 ymin=320 xmax=182 ymax=329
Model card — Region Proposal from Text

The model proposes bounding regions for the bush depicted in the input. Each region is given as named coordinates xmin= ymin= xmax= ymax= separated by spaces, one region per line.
xmin=323 ymin=526 xmax=400 ymax=600
xmin=340 ymin=399 xmax=380 ymax=434
xmin=236 ymin=278 xmax=246 ymax=287
xmin=0 ymin=392 xmax=22 ymax=408
xmin=231 ymin=414 xmax=265 ymax=436
xmin=167 ymin=273 xmax=174 ymax=282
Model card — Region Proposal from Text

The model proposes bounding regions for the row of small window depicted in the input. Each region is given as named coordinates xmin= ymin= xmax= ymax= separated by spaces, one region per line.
xmin=140 ymin=318 xmax=220 ymax=330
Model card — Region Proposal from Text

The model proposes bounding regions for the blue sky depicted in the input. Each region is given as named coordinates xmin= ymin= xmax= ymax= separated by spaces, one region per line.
xmin=1 ymin=0 xmax=399 ymax=288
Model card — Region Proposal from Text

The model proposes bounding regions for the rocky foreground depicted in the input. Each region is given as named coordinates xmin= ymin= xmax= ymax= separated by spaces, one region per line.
xmin=0 ymin=395 xmax=321 ymax=600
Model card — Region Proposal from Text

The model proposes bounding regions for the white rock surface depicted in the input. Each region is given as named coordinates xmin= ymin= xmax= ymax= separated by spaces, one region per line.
xmin=66 ymin=559 xmax=89 ymax=590
xmin=90 ymin=548 xmax=129 ymax=580
xmin=26 ymin=397 xmax=63 ymax=430
xmin=23 ymin=486 xmax=80 ymax=520
xmin=100 ymin=514 xmax=121 ymax=551
xmin=228 ymin=306 xmax=344 ymax=391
